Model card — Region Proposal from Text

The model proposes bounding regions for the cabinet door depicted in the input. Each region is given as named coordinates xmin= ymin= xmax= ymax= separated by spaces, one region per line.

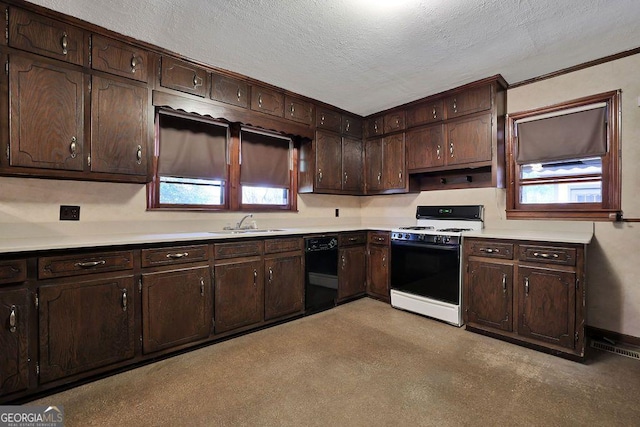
xmin=365 ymin=116 xmax=383 ymax=138
xmin=285 ymin=95 xmax=314 ymax=125
xmin=382 ymin=133 xmax=406 ymax=189
xmin=446 ymin=114 xmax=492 ymax=165
xmin=466 ymin=260 xmax=513 ymax=332
xmin=210 ymin=72 xmax=249 ymax=108
xmin=383 ymin=111 xmax=405 ymax=134
xmin=91 ymin=34 xmax=148 ymax=82
xmin=518 ymin=267 xmax=576 ymax=349
xmin=160 ymin=56 xmax=207 ymax=97
xmin=338 ymin=246 xmax=366 ymax=301
xmin=316 ymin=107 xmax=342 ymax=133
xmin=406 ymin=124 xmax=445 ymax=171
xmin=315 ymin=130 xmax=342 ymax=191
xmin=9 ymin=56 xmax=84 ymax=171
xmin=90 ymin=76 xmax=148 ymax=175
xmin=445 ymin=84 xmax=491 ymax=118
xmin=342 ymin=115 xmax=363 ymax=138
xmin=214 ymin=259 xmax=264 ymax=334
xmin=264 ymin=254 xmax=304 ymax=320
xmin=365 ymin=138 xmax=383 ymax=192
xmin=342 ymin=136 xmax=363 ymax=192
xmin=9 ymin=7 xmax=84 ymax=65
xmin=406 ymin=100 xmax=443 ymax=127
xmin=0 ymin=288 xmax=30 ymax=397
xmin=38 ymin=275 xmax=135 ymax=383
xmin=367 ymin=245 xmax=389 ymax=301
xmin=251 ymin=85 xmax=284 ymax=117
xmin=142 ymin=266 xmax=212 ymax=353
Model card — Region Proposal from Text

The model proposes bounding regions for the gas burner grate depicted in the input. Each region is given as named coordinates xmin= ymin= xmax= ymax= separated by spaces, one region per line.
xmin=437 ymin=228 xmax=473 ymax=232
xmin=399 ymin=226 xmax=435 ymax=231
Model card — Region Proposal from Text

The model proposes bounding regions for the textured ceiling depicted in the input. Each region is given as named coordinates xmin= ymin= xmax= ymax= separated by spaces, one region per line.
xmin=26 ymin=0 xmax=640 ymax=116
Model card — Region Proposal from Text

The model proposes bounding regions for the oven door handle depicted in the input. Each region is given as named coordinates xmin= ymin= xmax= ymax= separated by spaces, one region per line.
xmin=391 ymin=241 xmax=459 ymax=251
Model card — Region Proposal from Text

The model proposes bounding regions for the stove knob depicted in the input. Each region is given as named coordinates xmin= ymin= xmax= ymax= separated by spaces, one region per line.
xmin=434 ymin=235 xmax=441 ymax=243
xmin=443 ymin=236 xmax=450 ymax=243
xmin=404 ymin=233 xmax=410 ymax=239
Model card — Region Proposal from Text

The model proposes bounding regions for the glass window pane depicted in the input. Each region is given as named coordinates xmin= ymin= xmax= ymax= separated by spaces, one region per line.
xmin=520 ymin=181 xmax=602 ymax=204
xmin=242 ymin=186 xmax=288 ymax=205
xmin=159 ymin=176 xmax=224 ymax=205
xmin=521 ymin=157 xmax=602 ymax=179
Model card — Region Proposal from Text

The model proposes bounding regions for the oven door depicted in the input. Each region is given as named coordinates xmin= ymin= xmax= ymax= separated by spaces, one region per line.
xmin=390 ymin=240 xmax=460 ymax=305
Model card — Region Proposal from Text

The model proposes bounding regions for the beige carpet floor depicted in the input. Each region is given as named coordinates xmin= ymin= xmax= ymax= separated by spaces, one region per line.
xmin=31 ymin=298 xmax=640 ymax=426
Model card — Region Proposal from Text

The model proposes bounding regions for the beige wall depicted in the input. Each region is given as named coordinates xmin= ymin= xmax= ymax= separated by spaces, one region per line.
xmin=1 ymin=54 xmax=638 ymax=337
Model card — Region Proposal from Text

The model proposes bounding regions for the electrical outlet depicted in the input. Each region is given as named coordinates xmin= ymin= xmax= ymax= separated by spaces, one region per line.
xmin=335 ymin=208 xmax=339 ymax=217
xmin=60 ymin=205 xmax=80 ymax=221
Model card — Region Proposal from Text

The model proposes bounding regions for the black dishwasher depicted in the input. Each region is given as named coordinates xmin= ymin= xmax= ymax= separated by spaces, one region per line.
xmin=304 ymin=236 xmax=339 ymax=315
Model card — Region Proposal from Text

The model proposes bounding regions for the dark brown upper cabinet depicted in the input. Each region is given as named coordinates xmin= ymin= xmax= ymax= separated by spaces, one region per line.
xmin=160 ymin=56 xmax=208 ymax=97
xmin=91 ymin=34 xmax=148 ymax=82
xmin=251 ymin=85 xmax=284 ymax=117
xmin=316 ymin=107 xmax=342 ymax=133
xmin=445 ymin=84 xmax=492 ymax=118
xmin=383 ymin=110 xmax=405 ymax=134
xmin=406 ymin=99 xmax=444 ymax=127
xmin=365 ymin=115 xmax=383 ymax=138
xmin=9 ymin=7 xmax=84 ymax=66
xmin=285 ymin=95 xmax=314 ymax=125
xmin=90 ymin=76 xmax=149 ymax=176
xmin=8 ymin=55 xmax=84 ymax=171
xmin=342 ymin=114 xmax=363 ymax=138
xmin=210 ymin=72 xmax=249 ymax=108
xmin=406 ymin=124 xmax=445 ymax=171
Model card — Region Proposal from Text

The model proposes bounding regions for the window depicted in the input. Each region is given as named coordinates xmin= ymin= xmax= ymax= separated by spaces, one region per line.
xmin=148 ymin=109 xmax=297 ymax=211
xmin=506 ymin=90 xmax=621 ymax=220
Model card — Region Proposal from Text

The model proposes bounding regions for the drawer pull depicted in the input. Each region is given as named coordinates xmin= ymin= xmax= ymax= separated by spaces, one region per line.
xmin=342 ymin=255 xmax=346 ymax=269
xmin=533 ymin=252 xmax=559 ymax=259
xmin=318 ymin=170 xmax=323 ymax=183
xmin=121 ymin=289 xmax=128 ymax=311
xmin=525 ymin=277 xmax=530 ymax=296
xmin=136 ymin=145 xmax=142 ymax=165
xmin=70 ymin=136 xmax=78 ymax=159
xmin=479 ymin=248 xmax=499 ymax=254
xmin=375 ymin=237 xmax=385 ymax=242
xmin=61 ymin=32 xmax=68 ymax=55
xmin=268 ymin=267 xmax=273 ymax=282
xmin=502 ymin=273 xmax=507 ymax=294
xmin=348 ymin=237 xmax=358 ymax=242
xmin=200 ymin=278 xmax=205 ymax=296
xmin=9 ymin=305 xmax=17 ymax=333
xmin=436 ymin=144 xmax=441 ymax=159
xmin=377 ymin=172 xmax=382 ymax=185
xmin=253 ymin=269 xmax=258 ymax=286
xmin=166 ymin=252 xmax=189 ymax=259
xmin=75 ymin=260 xmax=106 ymax=268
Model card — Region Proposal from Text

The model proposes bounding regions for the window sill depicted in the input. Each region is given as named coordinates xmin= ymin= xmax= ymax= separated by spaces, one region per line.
xmin=506 ymin=209 xmax=620 ymax=221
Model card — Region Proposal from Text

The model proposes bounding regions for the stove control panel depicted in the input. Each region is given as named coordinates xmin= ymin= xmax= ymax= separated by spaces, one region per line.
xmin=391 ymin=232 xmax=460 ymax=246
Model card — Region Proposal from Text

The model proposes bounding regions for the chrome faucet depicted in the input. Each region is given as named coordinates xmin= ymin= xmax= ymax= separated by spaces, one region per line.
xmin=235 ymin=213 xmax=254 ymax=229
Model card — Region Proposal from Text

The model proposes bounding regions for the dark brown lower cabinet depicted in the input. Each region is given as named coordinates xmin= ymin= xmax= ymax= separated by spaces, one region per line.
xmin=366 ymin=231 xmax=390 ymax=302
xmin=141 ymin=265 xmax=212 ymax=354
xmin=264 ymin=253 xmax=304 ymax=320
xmin=214 ymin=259 xmax=264 ymax=334
xmin=38 ymin=275 xmax=135 ymax=383
xmin=0 ymin=288 xmax=30 ymax=397
xmin=338 ymin=245 xmax=366 ymax=302
xmin=463 ymin=237 xmax=586 ymax=359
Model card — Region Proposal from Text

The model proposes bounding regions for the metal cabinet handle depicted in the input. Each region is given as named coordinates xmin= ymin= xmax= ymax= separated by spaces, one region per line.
xmin=382 ymin=255 xmax=386 ymax=266
xmin=436 ymin=144 xmax=441 ymax=159
xmin=130 ymin=55 xmax=139 ymax=73
xmin=502 ymin=273 xmax=507 ymax=294
xmin=166 ymin=252 xmax=189 ymax=259
xmin=320 ymin=114 xmax=325 ymax=125
xmin=345 ymin=120 xmax=350 ymax=132
xmin=479 ymin=248 xmax=499 ymax=254
xmin=318 ymin=169 xmax=323 ymax=183
xmin=237 ymin=88 xmax=242 ymax=101
xmin=193 ymin=74 xmax=200 ymax=88
xmin=452 ymin=98 xmax=457 ymax=113
xmin=533 ymin=252 xmax=559 ymax=259
xmin=398 ymin=171 xmax=403 ymax=183
xmin=374 ymin=121 xmax=378 ymax=133
xmin=432 ymin=106 xmax=437 ymax=119
xmin=344 ymin=172 xmax=348 ymax=184
xmin=75 ymin=260 xmax=106 ymax=268
xmin=348 ymin=237 xmax=358 ymax=242
xmin=525 ymin=277 xmax=530 ymax=296
xmin=61 ymin=32 xmax=68 ymax=55
xmin=290 ymin=103 xmax=295 ymax=116
xmin=258 ymin=94 xmax=263 ymax=108
xmin=375 ymin=237 xmax=385 ymax=242
xmin=200 ymin=278 xmax=205 ymax=296
xmin=253 ymin=269 xmax=258 ymax=286
xmin=268 ymin=267 xmax=273 ymax=282
xmin=136 ymin=145 xmax=142 ymax=165
xmin=70 ymin=136 xmax=78 ymax=159
xmin=9 ymin=305 xmax=16 ymax=333
xmin=121 ymin=289 xmax=128 ymax=311
xmin=449 ymin=141 xmax=454 ymax=157
xmin=395 ymin=117 xmax=400 ymax=127
xmin=341 ymin=255 xmax=346 ymax=269
xmin=377 ymin=172 xmax=381 ymax=184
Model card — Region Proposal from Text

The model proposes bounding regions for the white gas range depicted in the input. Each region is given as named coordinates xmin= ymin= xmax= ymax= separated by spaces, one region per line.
xmin=390 ymin=205 xmax=484 ymax=326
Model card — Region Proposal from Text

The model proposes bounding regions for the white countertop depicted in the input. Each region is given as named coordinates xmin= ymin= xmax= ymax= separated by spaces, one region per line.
xmin=0 ymin=225 xmax=592 ymax=254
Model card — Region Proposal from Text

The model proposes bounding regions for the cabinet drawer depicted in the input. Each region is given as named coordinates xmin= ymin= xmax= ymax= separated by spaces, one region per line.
xmin=316 ymin=107 xmax=342 ymax=132
xmin=264 ymin=238 xmax=303 ymax=254
xmin=210 ymin=72 xmax=249 ymax=108
xmin=365 ymin=116 xmax=384 ymax=138
xmin=251 ymin=85 xmax=284 ymax=117
xmin=339 ymin=232 xmax=367 ymax=247
xmin=445 ymin=84 xmax=492 ymax=118
xmin=38 ymin=250 xmax=134 ymax=279
xmin=467 ymin=240 xmax=514 ymax=259
xmin=142 ymin=245 xmax=209 ymax=267
xmin=215 ymin=241 xmax=264 ymax=260
xmin=9 ymin=7 xmax=84 ymax=66
xmin=284 ymin=95 xmax=314 ymax=125
xmin=0 ymin=259 xmax=28 ymax=285
xmin=383 ymin=111 xmax=405 ymax=133
xmin=518 ymin=245 xmax=576 ymax=266
xmin=406 ymin=100 xmax=444 ymax=127
xmin=91 ymin=34 xmax=148 ymax=82
xmin=368 ymin=231 xmax=390 ymax=245
xmin=161 ymin=56 xmax=207 ymax=97
xmin=342 ymin=115 xmax=363 ymax=138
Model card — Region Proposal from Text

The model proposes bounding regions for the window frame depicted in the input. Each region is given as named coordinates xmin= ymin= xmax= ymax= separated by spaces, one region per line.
xmin=506 ymin=90 xmax=621 ymax=220
xmin=147 ymin=109 xmax=298 ymax=212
